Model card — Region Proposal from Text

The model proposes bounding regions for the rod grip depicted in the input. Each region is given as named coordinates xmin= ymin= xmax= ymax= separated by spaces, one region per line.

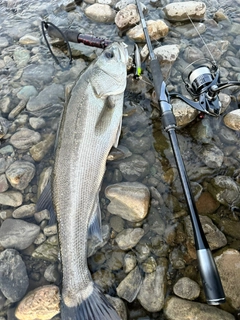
xmin=197 ymin=248 xmax=225 ymax=305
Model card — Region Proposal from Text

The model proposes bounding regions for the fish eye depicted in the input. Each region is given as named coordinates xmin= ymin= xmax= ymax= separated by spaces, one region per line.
xmin=104 ymin=50 xmax=114 ymax=59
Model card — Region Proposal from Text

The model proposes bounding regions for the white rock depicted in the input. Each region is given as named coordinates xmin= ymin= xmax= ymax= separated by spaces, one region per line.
xmin=163 ymin=1 xmax=206 ymax=22
xmin=224 ymin=109 xmax=240 ymax=131
xmin=85 ymin=4 xmax=116 ymax=23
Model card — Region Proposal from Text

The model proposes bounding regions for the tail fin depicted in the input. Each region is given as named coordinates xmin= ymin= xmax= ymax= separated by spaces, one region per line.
xmin=61 ymin=283 xmax=121 ymax=320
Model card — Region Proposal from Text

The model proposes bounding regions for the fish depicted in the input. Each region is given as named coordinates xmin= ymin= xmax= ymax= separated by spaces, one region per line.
xmin=52 ymin=42 xmax=128 ymax=319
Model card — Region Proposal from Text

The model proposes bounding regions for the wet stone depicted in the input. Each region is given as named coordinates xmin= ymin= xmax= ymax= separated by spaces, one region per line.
xmin=190 ymin=118 xmax=213 ymax=144
xmin=127 ymin=19 xmax=169 ymax=42
xmin=26 ymin=83 xmax=64 ymax=117
xmin=10 ymin=128 xmax=41 ymax=150
xmin=84 ymin=4 xmax=116 ymax=23
xmin=6 ymin=160 xmax=36 ymax=190
xmin=124 ymin=252 xmax=137 ymax=273
xmin=116 ymin=266 xmax=142 ymax=302
xmin=0 ymin=174 xmax=8 ymax=192
xmin=215 ymin=249 xmax=240 ymax=310
xmin=34 ymin=232 xmax=47 ymax=245
xmin=12 ymin=203 xmax=36 ymax=219
xmin=44 ymin=264 xmax=61 ymax=284
xmin=0 ymin=190 xmax=23 ymax=207
xmin=105 ymin=182 xmax=150 ymax=222
xmin=173 ymin=277 xmax=200 ymax=300
xmin=115 ymin=4 xmax=140 ymax=30
xmin=30 ymin=133 xmax=55 ymax=162
xmin=17 ymin=85 xmax=38 ymax=100
xmin=106 ymin=295 xmax=128 ymax=320
xmin=43 ymin=224 xmax=58 ymax=237
xmin=137 ymin=261 xmax=167 ymax=312
xmin=0 ymin=117 xmax=12 ymax=139
xmin=0 ymin=37 xmax=9 ymax=48
xmin=207 ymin=175 xmax=240 ymax=207
xmin=163 ymin=1 xmax=206 ymax=22
xmin=92 ymin=269 xmax=115 ymax=292
xmin=124 ymin=135 xmax=151 ymax=154
xmin=0 ymin=218 xmax=40 ymax=250
xmin=15 ymin=285 xmax=60 ymax=320
xmin=13 ymin=48 xmax=30 ymax=68
xmin=34 ymin=209 xmax=50 ymax=223
xmin=22 ymin=64 xmax=55 ymax=87
xmin=19 ymin=34 xmax=40 ymax=45
xmin=32 ymin=239 xmax=59 ymax=262
xmin=172 ymin=98 xmax=198 ymax=127
xmin=118 ymin=154 xmax=150 ymax=181
xmin=184 ymin=215 xmax=227 ymax=251
xmin=110 ymin=215 xmax=125 ymax=233
xmin=115 ymin=228 xmax=145 ymax=250
xmin=29 ymin=117 xmax=46 ymax=130
xmin=164 ymin=296 xmax=235 ymax=320
xmin=0 ymin=249 xmax=29 ymax=302
xmin=224 ymin=109 xmax=240 ymax=130
xmin=193 ymin=143 xmax=224 ymax=168
xmin=141 ymin=256 xmax=157 ymax=273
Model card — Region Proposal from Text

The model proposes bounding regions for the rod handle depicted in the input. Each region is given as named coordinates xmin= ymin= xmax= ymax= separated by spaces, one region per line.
xmin=197 ymin=248 xmax=225 ymax=305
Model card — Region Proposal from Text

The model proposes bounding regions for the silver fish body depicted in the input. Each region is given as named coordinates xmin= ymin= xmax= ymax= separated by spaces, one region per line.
xmin=52 ymin=42 xmax=128 ymax=319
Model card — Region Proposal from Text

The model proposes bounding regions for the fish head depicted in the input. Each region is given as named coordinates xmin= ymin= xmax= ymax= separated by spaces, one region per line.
xmin=90 ymin=42 xmax=128 ymax=98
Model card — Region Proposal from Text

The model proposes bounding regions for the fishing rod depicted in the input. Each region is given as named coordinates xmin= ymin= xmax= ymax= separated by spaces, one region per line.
xmin=135 ymin=0 xmax=226 ymax=305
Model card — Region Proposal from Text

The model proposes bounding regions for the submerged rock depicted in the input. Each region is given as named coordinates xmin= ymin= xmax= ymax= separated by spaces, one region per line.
xmin=6 ymin=160 xmax=36 ymax=190
xmin=10 ymin=128 xmax=41 ymax=150
xmin=0 ymin=249 xmax=29 ymax=302
xmin=173 ymin=277 xmax=200 ymax=300
xmin=105 ymin=182 xmax=150 ymax=222
xmin=84 ymin=4 xmax=116 ymax=23
xmin=164 ymin=296 xmax=234 ymax=319
xmin=15 ymin=285 xmax=60 ymax=320
xmin=163 ymin=1 xmax=206 ymax=22
xmin=116 ymin=266 xmax=142 ymax=302
xmin=115 ymin=228 xmax=144 ymax=250
xmin=115 ymin=4 xmax=140 ymax=30
xmin=224 ymin=109 xmax=240 ymax=130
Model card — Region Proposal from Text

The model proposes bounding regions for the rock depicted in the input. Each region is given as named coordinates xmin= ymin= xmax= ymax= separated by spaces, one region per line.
xmin=106 ymin=295 xmax=128 ymax=320
xmin=0 ymin=190 xmax=23 ymax=207
xmin=207 ymin=175 xmax=240 ymax=207
xmin=193 ymin=143 xmax=224 ymax=168
xmin=32 ymin=236 xmax=59 ymax=262
xmin=172 ymin=98 xmax=198 ymax=127
xmin=0 ymin=249 xmax=29 ymax=302
xmin=224 ymin=109 xmax=240 ymax=130
xmin=0 ymin=218 xmax=40 ymax=250
xmin=26 ymin=84 xmax=64 ymax=117
xmin=13 ymin=48 xmax=30 ymax=68
xmin=164 ymin=296 xmax=235 ymax=320
xmin=29 ymin=117 xmax=46 ymax=130
xmin=22 ymin=64 xmax=55 ymax=87
xmin=29 ymin=133 xmax=55 ymax=162
xmin=116 ymin=266 xmax=142 ymax=302
xmin=163 ymin=1 xmax=206 ymax=22
xmin=58 ymin=0 xmax=76 ymax=11
xmin=127 ymin=19 xmax=169 ymax=42
xmin=0 ymin=174 xmax=8 ymax=192
xmin=105 ymin=182 xmax=150 ymax=222
xmin=190 ymin=118 xmax=213 ymax=144
xmin=184 ymin=215 xmax=227 ymax=251
xmin=169 ymin=247 xmax=185 ymax=269
xmin=196 ymin=191 xmax=220 ymax=215
xmin=19 ymin=34 xmax=40 ymax=45
xmin=10 ymin=128 xmax=41 ymax=150
xmin=84 ymin=4 xmax=116 ymax=23
xmin=118 ymin=154 xmax=149 ymax=181
xmin=137 ymin=261 xmax=167 ymax=312
xmin=17 ymin=85 xmax=38 ymax=100
xmin=115 ymin=4 xmax=140 ymax=30
xmin=15 ymin=285 xmax=60 ymax=320
xmin=183 ymin=45 xmax=205 ymax=63
xmin=211 ymin=217 xmax=240 ymax=240
xmin=115 ymin=228 xmax=144 ymax=250
xmin=87 ymin=224 xmax=110 ymax=257
xmin=141 ymin=256 xmax=157 ymax=273
xmin=6 ymin=161 xmax=36 ymax=190
xmin=173 ymin=277 xmax=200 ymax=300
xmin=92 ymin=269 xmax=115 ymax=292
xmin=110 ymin=215 xmax=125 ymax=233
xmin=215 ymin=249 xmax=240 ymax=310
xmin=44 ymin=264 xmax=61 ymax=284
xmin=154 ymin=44 xmax=180 ymax=63
xmin=201 ymin=40 xmax=229 ymax=61
xmin=124 ymin=135 xmax=151 ymax=154
xmin=123 ymin=252 xmax=137 ymax=273
xmin=12 ymin=204 xmax=36 ymax=219
xmin=0 ymin=117 xmax=11 ymax=139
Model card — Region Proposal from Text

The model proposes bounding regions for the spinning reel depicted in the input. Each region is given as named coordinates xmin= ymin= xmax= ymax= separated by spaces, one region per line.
xmin=170 ymin=61 xmax=240 ymax=116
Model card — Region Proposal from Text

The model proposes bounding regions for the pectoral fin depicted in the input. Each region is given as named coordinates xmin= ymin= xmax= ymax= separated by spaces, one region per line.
xmin=36 ymin=180 xmax=56 ymax=225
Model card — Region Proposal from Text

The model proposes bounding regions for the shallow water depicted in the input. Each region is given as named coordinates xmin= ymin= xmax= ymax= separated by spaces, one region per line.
xmin=0 ymin=0 xmax=240 ymax=319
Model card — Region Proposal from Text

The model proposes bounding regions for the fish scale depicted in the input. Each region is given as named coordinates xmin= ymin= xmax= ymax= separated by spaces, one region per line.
xmin=52 ymin=42 xmax=127 ymax=319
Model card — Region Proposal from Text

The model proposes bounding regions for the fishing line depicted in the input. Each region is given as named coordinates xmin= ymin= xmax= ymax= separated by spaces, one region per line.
xmin=41 ymin=21 xmax=73 ymax=68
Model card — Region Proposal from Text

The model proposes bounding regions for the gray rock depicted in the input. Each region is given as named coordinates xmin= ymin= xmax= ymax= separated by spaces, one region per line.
xmin=12 ymin=204 xmax=36 ymax=219
xmin=124 ymin=135 xmax=151 ymax=154
xmin=164 ymin=296 xmax=234 ymax=320
xmin=224 ymin=109 xmax=240 ymax=131
xmin=137 ymin=261 xmax=167 ymax=312
xmin=127 ymin=19 xmax=168 ymax=42
xmin=17 ymin=85 xmax=38 ymax=100
xmin=115 ymin=228 xmax=144 ymax=250
xmin=6 ymin=161 xmax=36 ymax=190
xmin=163 ymin=2 xmax=206 ymax=22
xmin=190 ymin=118 xmax=213 ymax=144
xmin=85 ymin=4 xmax=116 ymax=23
xmin=29 ymin=117 xmax=46 ymax=130
xmin=32 ymin=237 xmax=59 ymax=262
xmin=0 ymin=249 xmax=29 ymax=302
xmin=118 ymin=154 xmax=150 ymax=181
xmin=0 ymin=174 xmax=9 ymax=193
xmin=29 ymin=133 xmax=55 ymax=162
xmin=172 ymin=98 xmax=198 ymax=127
xmin=26 ymin=84 xmax=64 ymax=117
xmin=0 ymin=117 xmax=12 ymax=139
xmin=0 ymin=218 xmax=40 ymax=250
xmin=169 ymin=247 xmax=185 ymax=269
xmin=219 ymin=126 xmax=238 ymax=145
xmin=184 ymin=215 xmax=227 ymax=250
xmin=123 ymin=252 xmax=137 ymax=273
xmin=207 ymin=175 xmax=240 ymax=207
xmin=115 ymin=4 xmax=140 ymax=30
xmin=0 ymin=191 xmax=23 ymax=207
xmin=106 ymin=295 xmax=128 ymax=320
xmin=44 ymin=263 xmax=61 ymax=284
xmin=201 ymin=40 xmax=229 ymax=61
xmin=10 ymin=128 xmax=41 ymax=150
xmin=110 ymin=215 xmax=125 ymax=233
xmin=13 ymin=48 xmax=30 ymax=68
xmin=193 ymin=143 xmax=224 ymax=168
xmin=105 ymin=182 xmax=150 ymax=222
xmin=141 ymin=256 xmax=157 ymax=273
xmin=22 ymin=64 xmax=55 ymax=87
xmin=116 ymin=266 xmax=142 ymax=302
xmin=19 ymin=34 xmax=40 ymax=45
xmin=173 ymin=277 xmax=200 ymax=300
xmin=215 ymin=249 xmax=240 ymax=310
